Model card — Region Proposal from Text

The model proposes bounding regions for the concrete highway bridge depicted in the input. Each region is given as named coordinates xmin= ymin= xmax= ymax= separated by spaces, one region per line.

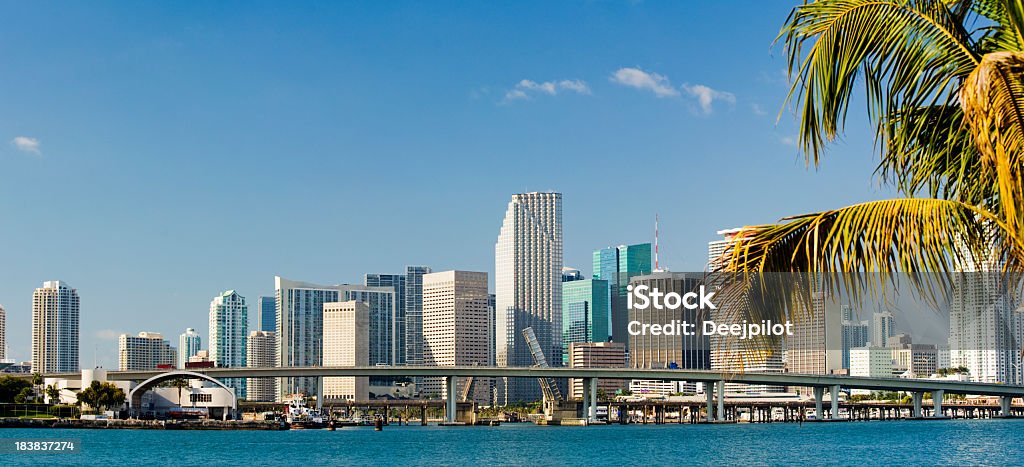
xmin=43 ymin=366 xmax=1024 ymax=424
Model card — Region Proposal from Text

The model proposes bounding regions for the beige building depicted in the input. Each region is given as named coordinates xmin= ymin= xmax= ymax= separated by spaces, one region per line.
xmin=247 ymin=331 xmax=278 ymax=402
xmin=118 ymin=332 xmax=177 ymax=370
xmin=423 ymin=271 xmax=491 ymax=402
xmin=785 ymin=292 xmax=843 ymax=375
xmin=568 ymin=342 xmax=626 ymax=399
xmin=323 ymin=300 xmax=369 ymax=401
xmin=32 ymin=281 xmax=80 ymax=373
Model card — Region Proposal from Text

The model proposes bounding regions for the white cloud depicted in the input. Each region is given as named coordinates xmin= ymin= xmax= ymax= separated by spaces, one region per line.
xmin=503 ymin=78 xmax=591 ymax=102
xmin=681 ymin=84 xmax=735 ymax=114
xmin=11 ymin=136 xmax=41 ymax=155
xmin=609 ymin=67 xmax=679 ymax=98
xmin=780 ymin=136 xmax=797 ymax=146
xmin=751 ymin=103 xmax=767 ymax=116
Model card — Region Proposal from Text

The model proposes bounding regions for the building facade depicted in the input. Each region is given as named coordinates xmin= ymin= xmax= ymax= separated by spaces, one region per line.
xmin=872 ymin=311 xmax=896 ymax=347
xmin=178 ymin=328 xmax=202 ymax=369
xmin=421 ymin=271 xmax=491 ymax=402
xmin=840 ymin=306 xmax=869 ymax=369
xmin=323 ymin=301 xmax=369 ymax=401
xmin=561 ymin=277 xmax=611 ymax=365
xmin=949 ymin=258 xmax=1024 ymax=384
xmin=495 ymin=192 xmax=563 ymax=404
xmin=568 ymin=341 xmax=627 ymax=399
xmin=365 ymin=273 xmax=407 ymax=366
xmin=593 ymin=243 xmax=652 ymax=347
xmin=246 ymin=331 xmax=278 ymax=402
xmin=118 ymin=332 xmax=177 ymax=370
xmin=628 ymin=272 xmax=710 ymax=370
xmin=257 ymin=296 xmax=276 ymax=333
xmin=850 ymin=346 xmax=894 ymax=378
xmin=0 ymin=304 xmax=5 ymax=361
xmin=31 ymin=281 xmax=80 ymax=373
xmin=785 ymin=292 xmax=843 ymax=376
xmin=404 ymin=266 xmax=432 ymax=368
xmin=209 ymin=290 xmax=248 ymax=398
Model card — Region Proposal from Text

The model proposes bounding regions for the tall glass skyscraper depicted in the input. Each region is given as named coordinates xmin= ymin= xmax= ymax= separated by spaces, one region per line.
xmin=365 ymin=273 xmax=406 ymax=365
xmin=592 ymin=243 xmax=652 ymax=347
xmin=561 ymin=277 xmax=611 ymax=365
xmin=32 ymin=281 xmax=80 ymax=373
xmin=257 ymin=296 xmax=276 ymax=333
xmin=209 ymin=290 xmax=248 ymax=398
xmin=495 ymin=192 xmax=563 ymax=404
xmin=178 ymin=327 xmax=202 ymax=368
xmin=405 ymin=266 xmax=432 ymax=367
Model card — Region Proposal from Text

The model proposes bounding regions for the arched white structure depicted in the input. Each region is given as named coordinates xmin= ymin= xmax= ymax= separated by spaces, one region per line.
xmin=128 ymin=370 xmax=237 ymax=418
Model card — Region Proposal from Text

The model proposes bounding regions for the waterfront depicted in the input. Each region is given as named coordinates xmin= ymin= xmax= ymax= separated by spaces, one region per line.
xmin=0 ymin=419 xmax=1021 ymax=465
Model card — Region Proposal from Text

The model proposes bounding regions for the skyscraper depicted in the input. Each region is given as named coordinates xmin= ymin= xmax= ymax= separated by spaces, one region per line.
xmin=257 ymin=296 xmax=276 ymax=333
xmin=118 ymin=332 xmax=177 ymax=370
xmin=0 ymin=304 xmax=6 ymax=361
xmin=178 ymin=328 xmax=202 ymax=369
xmin=323 ymin=301 xmax=369 ymax=401
xmin=422 ymin=271 xmax=491 ymax=402
xmin=872 ymin=311 xmax=896 ymax=347
xmin=785 ymin=292 xmax=843 ymax=376
xmin=247 ymin=330 xmax=278 ymax=402
xmin=275 ymin=276 xmax=397 ymax=398
xmin=209 ymin=290 xmax=248 ymax=398
xmin=627 ymin=272 xmax=709 ymax=370
xmin=593 ymin=243 xmax=652 ymax=346
xmin=561 ymin=276 xmax=611 ymax=365
xmin=31 ymin=281 xmax=80 ymax=373
xmin=365 ymin=273 xmax=407 ymax=365
xmin=404 ymin=266 xmax=432 ymax=368
xmin=840 ymin=306 xmax=870 ymax=369
xmin=495 ymin=192 xmax=563 ymax=404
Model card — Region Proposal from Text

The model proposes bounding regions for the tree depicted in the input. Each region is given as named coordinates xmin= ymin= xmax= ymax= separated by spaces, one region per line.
xmin=0 ymin=376 xmax=32 ymax=403
xmin=76 ymin=381 xmax=126 ymax=413
xmin=170 ymin=378 xmax=189 ymax=406
xmin=45 ymin=384 xmax=61 ymax=404
xmin=716 ymin=1 xmax=1024 ymax=333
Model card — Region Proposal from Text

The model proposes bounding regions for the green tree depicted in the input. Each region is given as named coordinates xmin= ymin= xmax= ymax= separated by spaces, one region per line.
xmin=716 ymin=1 xmax=1024 ymax=327
xmin=0 ymin=376 xmax=32 ymax=403
xmin=45 ymin=384 xmax=61 ymax=404
xmin=170 ymin=378 xmax=189 ymax=406
xmin=76 ymin=381 xmax=126 ymax=413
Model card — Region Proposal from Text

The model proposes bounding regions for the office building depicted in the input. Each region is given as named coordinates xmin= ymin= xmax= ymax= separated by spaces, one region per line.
xmin=31 ymin=281 xmax=80 ymax=373
xmin=178 ymin=328 xmax=202 ymax=369
xmin=118 ymin=332 xmax=177 ymax=370
xmin=568 ymin=341 xmax=627 ymax=399
xmin=628 ymin=272 xmax=710 ymax=370
xmin=323 ymin=301 xmax=369 ymax=401
xmin=421 ymin=271 xmax=491 ymax=402
xmin=841 ymin=306 xmax=870 ymax=369
xmin=593 ymin=243 xmax=652 ymax=346
xmin=891 ymin=343 xmax=938 ymax=378
xmin=785 ymin=292 xmax=843 ymax=376
xmin=850 ymin=346 xmax=893 ymax=378
xmin=0 ymin=304 xmax=5 ymax=361
xmin=561 ymin=277 xmax=611 ymax=365
xmin=495 ymin=192 xmax=563 ymax=404
xmin=257 ymin=296 xmax=276 ymax=333
xmin=275 ymin=276 xmax=397 ymax=398
xmin=872 ymin=311 xmax=896 ymax=347
xmin=247 ymin=331 xmax=278 ymax=402
xmin=404 ymin=266 xmax=432 ymax=368
xmin=209 ymin=290 xmax=248 ymax=398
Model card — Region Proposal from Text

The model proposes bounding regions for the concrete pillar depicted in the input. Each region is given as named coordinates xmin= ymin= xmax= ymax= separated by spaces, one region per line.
xmin=831 ymin=385 xmax=840 ymax=420
xmin=912 ymin=392 xmax=923 ymax=418
xmin=716 ymin=381 xmax=725 ymax=421
xmin=1001 ymin=396 xmax=1012 ymax=417
xmin=813 ymin=387 xmax=823 ymax=420
xmin=445 ymin=376 xmax=457 ymax=424
xmin=316 ymin=376 xmax=324 ymax=413
xmin=588 ymin=377 xmax=598 ymax=422
xmin=706 ymin=384 xmax=714 ymax=422
xmin=932 ymin=390 xmax=944 ymax=418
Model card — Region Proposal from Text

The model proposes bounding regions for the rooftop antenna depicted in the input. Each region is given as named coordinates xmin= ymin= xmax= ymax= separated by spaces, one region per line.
xmin=654 ymin=213 xmax=660 ymax=271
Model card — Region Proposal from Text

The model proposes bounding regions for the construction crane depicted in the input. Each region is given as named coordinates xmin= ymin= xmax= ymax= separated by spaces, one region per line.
xmin=522 ymin=327 xmax=563 ymax=402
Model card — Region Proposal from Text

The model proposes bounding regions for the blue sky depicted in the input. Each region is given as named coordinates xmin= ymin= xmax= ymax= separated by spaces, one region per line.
xmin=0 ymin=1 xmax=891 ymax=368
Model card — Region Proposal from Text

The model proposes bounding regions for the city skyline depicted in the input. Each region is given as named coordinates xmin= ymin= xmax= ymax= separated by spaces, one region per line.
xmin=0 ymin=1 xmax=893 ymax=369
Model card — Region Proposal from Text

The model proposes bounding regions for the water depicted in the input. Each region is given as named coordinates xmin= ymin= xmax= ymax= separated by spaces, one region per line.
xmin=0 ymin=419 xmax=1021 ymax=466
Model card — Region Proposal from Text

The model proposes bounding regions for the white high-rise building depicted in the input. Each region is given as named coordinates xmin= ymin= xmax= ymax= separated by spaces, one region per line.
xmin=32 ymin=281 xmax=80 ymax=373
xmin=210 ymin=290 xmax=248 ymax=398
xmin=323 ymin=301 xmax=369 ymax=401
xmin=495 ymin=192 xmax=563 ymax=404
xmin=422 ymin=271 xmax=491 ymax=402
xmin=872 ymin=311 xmax=896 ymax=347
xmin=246 ymin=330 xmax=278 ymax=402
xmin=785 ymin=292 xmax=843 ymax=376
xmin=949 ymin=251 xmax=1024 ymax=384
xmin=118 ymin=332 xmax=177 ymax=370
xmin=275 ymin=276 xmax=397 ymax=399
xmin=0 ymin=304 xmax=6 ymax=361
xmin=178 ymin=328 xmax=202 ymax=368
xmin=850 ymin=346 xmax=893 ymax=378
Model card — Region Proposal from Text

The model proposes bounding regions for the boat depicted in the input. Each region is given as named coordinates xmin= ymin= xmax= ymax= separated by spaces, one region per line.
xmin=283 ymin=394 xmax=326 ymax=429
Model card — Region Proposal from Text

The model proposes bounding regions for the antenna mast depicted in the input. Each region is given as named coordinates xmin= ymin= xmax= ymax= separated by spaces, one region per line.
xmin=655 ymin=214 xmax=660 ymax=271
